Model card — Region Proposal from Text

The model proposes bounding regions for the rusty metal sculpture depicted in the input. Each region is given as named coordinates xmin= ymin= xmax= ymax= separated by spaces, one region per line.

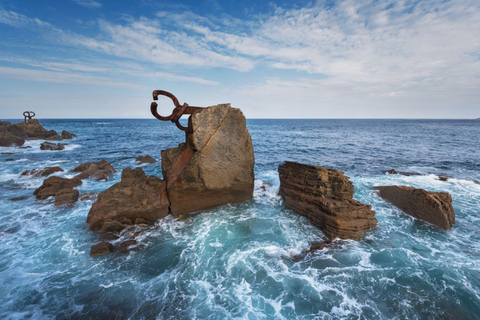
xmin=23 ymin=111 xmax=35 ymax=123
xmin=150 ymin=90 xmax=204 ymax=133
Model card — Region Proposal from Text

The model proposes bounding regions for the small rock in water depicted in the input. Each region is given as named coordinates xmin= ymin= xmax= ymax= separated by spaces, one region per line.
xmin=1 ymin=152 xmax=14 ymax=155
xmin=18 ymin=146 xmax=31 ymax=149
xmin=44 ymin=129 xmax=62 ymax=140
xmin=374 ymin=185 xmax=455 ymax=230
xmin=21 ymin=166 xmax=64 ymax=177
xmin=61 ymin=130 xmax=76 ymax=139
xmin=40 ymin=142 xmax=66 ymax=151
xmin=5 ymin=158 xmax=15 ymax=162
xmin=54 ymin=188 xmax=79 ymax=207
xmin=90 ymin=242 xmax=114 ymax=257
xmin=34 ymin=176 xmax=82 ymax=200
xmin=117 ymin=240 xmax=137 ymax=253
xmin=72 ymin=159 xmax=115 ymax=181
xmin=438 ymin=176 xmax=449 ymax=182
xmin=136 ymin=155 xmax=157 ymax=164
xmin=9 ymin=196 xmax=29 ymax=201
xmin=386 ymin=169 xmax=421 ymax=176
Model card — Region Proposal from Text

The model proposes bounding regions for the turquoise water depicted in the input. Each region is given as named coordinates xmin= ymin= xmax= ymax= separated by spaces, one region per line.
xmin=0 ymin=119 xmax=479 ymax=319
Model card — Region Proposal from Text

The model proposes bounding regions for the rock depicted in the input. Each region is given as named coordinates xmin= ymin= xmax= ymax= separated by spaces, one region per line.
xmin=90 ymin=242 xmax=114 ymax=257
xmin=136 ymin=155 xmax=157 ymax=164
xmin=134 ymin=218 xmax=150 ymax=225
xmin=161 ymin=104 xmax=255 ymax=217
xmin=79 ymin=192 xmax=98 ymax=201
xmin=18 ymin=146 xmax=31 ymax=149
xmin=86 ymin=167 xmax=169 ymax=230
xmin=61 ymin=130 xmax=76 ymax=139
xmin=40 ymin=142 xmax=66 ymax=151
xmin=438 ymin=176 xmax=448 ymax=182
xmin=117 ymin=240 xmax=137 ymax=253
xmin=9 ymin=196 xmax=28 ymax=201
xmin=44 ymin=129 xmax=62 ymax=140
xmin=5 ymin=158 xmax=15 ymax=162
xmin=100 ymin=221 xmax=128 ymax=233
xmin=21 ymin=166 xmax=64 ymax=177
xmin=34 ymin=176 xmax=82 ymax=200
xmin=278 ymin=161 xmax=377 ymax=240
xmin=54 ymin=188 xmax=79 ymax=207
xmin=386 ymin=169 xmax=420 ymax=176
xmin=374 ymin=185 xmax=455 ymax=230
xmin=0 ymin=133 xmax=25 ymax=147
xmin=290 ymin=240 xmax=331 ymax=261
xmin=72 ymin=159 xmax=116 ymax=181
xmin=1 ymin=152 xmax=14 ymax=155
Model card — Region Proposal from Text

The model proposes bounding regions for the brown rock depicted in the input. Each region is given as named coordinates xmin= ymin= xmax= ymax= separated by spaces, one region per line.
xmin=33 ymin=176 xmax=82 ymax=200
xmin=278 ymin=161 xmax=377 ymax=240
xmin=0 ymin=132 xmax=25 ymax=147
xmin=90 ymin=242 xmax=114 ymax=257
xmin=5 ymin=158 xmax=15 ymax=162
xmin=136 ymin=155 xmax=157 ymax=164
xmin=40 ymin=142 xmax=66 ymax=151
xmin=72 ymin=159 xmax=116 ymax=181
xmin=161 ymin=104 xmax=255 ymax=217
xmin=117 ymin=240 xmax=137 ymax=252
xmin=61 ymin=130 xmax=76 ymax=139
xmin=134 ymin=218 xmax=150 ymax=225
xmin=44 ymin=129 xmax=62 ymax=140
xmin=79 ymin=192 xmax=98 ymax=201
xmin=86 ymin=167 xmax=170 ymax=230
xmin=100 ymin=221 xmax=128 ymax=233
xmin=21 ymin=166 xmax=64 ymax=177
xmin=10 ymin=196 xmax=28 ymax=201
xmin=374 ymin=185 xmax=455 ymax=230
xmin=438 ymin=176 xmax=448 ymax=182
xmin=54 ymin=188 xmax=79 ymax=207
xmin=386 ymin=169 xmax=420 ymax=176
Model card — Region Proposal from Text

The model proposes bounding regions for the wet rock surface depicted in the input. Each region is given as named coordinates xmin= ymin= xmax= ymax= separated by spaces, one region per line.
xmin=87 ymin=167 xmax=169 ymax=230
xmin=21 ymin=166 xmax=64 ymax=177
xmin=0 ymin=120 xmax=76 ymax=147
xmin=90 ymin=242 xmax=114 ymax=257
xmin=136 ymin=155 xmax=157 ymax=164
xmin=72 ymin=159 xmax=116 ymax=181
xmin=161 ymin=104 xmax=255 ymax=217
xmin=278 ymin=161 xmax=377 ymax=240
xmin=54 ymin=188 xmax=80 ymax=207
xmin=40 ymin=142 xmax=66 ymax=151
xmin=34 ymin=176 xmax=82 ymax=200
xmin=61 ymin=130 xmax=76 ymax=139
xmin=374 ymin=185 xmax=455 ymax=230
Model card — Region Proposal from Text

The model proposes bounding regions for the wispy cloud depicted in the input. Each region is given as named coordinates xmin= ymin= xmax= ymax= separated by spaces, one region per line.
xmin=72 ymin=0 xmax=102 ymax=9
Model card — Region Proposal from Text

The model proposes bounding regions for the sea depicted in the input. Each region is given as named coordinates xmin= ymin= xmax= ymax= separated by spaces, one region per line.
xmin=0 ymin=119 xmax=479 ymax=319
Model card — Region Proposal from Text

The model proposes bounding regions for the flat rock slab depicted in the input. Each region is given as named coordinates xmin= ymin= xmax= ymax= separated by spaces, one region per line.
xmin=278 ymin=161 xmax=377 ymax=240
xmin=374 ymin=185 xmax=455 ymax=230
xmin=72 ymin=159 xmax=115 ymax=181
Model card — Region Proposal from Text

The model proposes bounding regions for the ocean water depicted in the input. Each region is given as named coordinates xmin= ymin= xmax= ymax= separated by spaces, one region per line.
xmin=0 ymin=118 xmax=479 ymax=319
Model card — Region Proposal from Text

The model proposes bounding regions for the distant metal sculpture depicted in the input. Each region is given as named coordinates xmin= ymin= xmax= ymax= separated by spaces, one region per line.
xmin=150 ymin=90 xmax=205 ymax=133
xmin=23 ymin=111 xmax=35 ymax=123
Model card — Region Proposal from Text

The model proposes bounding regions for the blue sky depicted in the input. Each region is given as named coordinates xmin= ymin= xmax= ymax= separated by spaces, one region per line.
xmin=0 ymin=0 xmax=479 ymax=118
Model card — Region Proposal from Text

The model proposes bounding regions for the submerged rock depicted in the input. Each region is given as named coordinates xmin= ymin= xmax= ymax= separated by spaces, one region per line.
xmin=136 ymin=155 xmax=157 ymax=164
xmin=161 ymin=104 xmax=255 ymax=217
xmin=117 ymin=240 xmax=137 ymax=253
xmin=72 ymin=159 xmax=115 ymax=181
xmin=374 ymin=185 xmax=455 ymax=230
xmin=54 ymin=188 xmax=79 ymax=207
xmin=86 ymin=167 xmax=169 ymax=230
xmin=21 ymin=166 xmax=64 ymax=177
xmin=278 ymin=161 xmax=377 ymax=240
xmin=40 ymin=142 xmax=66 ymax=151
xmin=34 ymin=176 xmax=82 ymax=200
xmin=90 ymin=242 xmax=114 ymax=257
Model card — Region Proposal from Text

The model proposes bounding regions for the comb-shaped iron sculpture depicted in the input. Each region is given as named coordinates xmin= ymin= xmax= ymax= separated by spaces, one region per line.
xmin=23 ymin=111 xmax=35 ymax=123
xmin=150 ymin=90 xmax=205 ymax=133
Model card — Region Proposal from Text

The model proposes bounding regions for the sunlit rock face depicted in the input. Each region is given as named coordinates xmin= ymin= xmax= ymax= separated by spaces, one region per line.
xmin=162 ymin=104 xmax=255 ymax=217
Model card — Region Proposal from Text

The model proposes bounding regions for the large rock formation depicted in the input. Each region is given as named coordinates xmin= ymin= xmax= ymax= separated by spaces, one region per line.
xmin=161 ymin=104 xmax=255 ymax=217
xmin=278 ymin=161 xmax=377 ymax=240
xmin=374 ymin=185 xmax=455 ymax=230
xmin=71 ymin=160 xmax=116 ymax=181
xmin=86 ymin=167 xmax=170 ymax=230
xmin=0 ymin=120 xmax=76 ymax=147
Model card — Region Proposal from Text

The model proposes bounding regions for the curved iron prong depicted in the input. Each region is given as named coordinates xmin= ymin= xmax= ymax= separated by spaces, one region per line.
xmin=151 ymin=102 xmax=173 ymax=121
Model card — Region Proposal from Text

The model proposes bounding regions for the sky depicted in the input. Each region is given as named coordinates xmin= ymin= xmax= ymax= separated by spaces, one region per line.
xmin=0 ymin=0 xmax=479 ymax=119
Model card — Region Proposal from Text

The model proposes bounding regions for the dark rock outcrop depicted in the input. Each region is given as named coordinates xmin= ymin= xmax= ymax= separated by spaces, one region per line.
xmin=34 ymin=176 xmax=82 ymax=200
xmin=136 ymin=155 xmax=157 ymax=164
xmin=0 ymin=133 xmax=25 ymax=147
xmin=0 ymin=120 xmax=76 ymax=147
xmin=61 ymin=130 xmax=76 ymax=139
xmin=387 ymin=169 xmax=421 ymax=176
xmin=71 ymin=160 xmax=115 ymax=181
xmin=86 ymin=167 xmax=169 ymax=230
xmin=40 ymin=142 xmax=66 ymax=151
xmin=44 ymin=129 xmax=62 ymax=140
xmin=374 ymin=185 xmax=455 ymax=230
xmin=278 ymin=161 xmax=377 ymax=240
xmin=22 ymin=166 xmax=64 ymax=177
xmin=54 ymin=188 xmax=80 ymax=207
xmin=161 ymin=104 xmax=255 ymax=217
xmin=90 ymin=242 xmax=114 ymax=257
xmin=10 ymin=196 xmax=29 ymax=201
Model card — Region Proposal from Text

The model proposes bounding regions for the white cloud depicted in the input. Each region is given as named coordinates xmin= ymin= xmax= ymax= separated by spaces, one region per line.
xmin=73 ymin=0 xmax=102 ymax=8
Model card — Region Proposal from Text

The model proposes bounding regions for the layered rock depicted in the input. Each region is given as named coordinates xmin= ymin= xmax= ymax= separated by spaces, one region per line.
xmin=278 ymin=161 xmax=377 ymax=240
xmin=54 ymin=188 xmax=80 ymax=207
xmin=374 ymin=185 xmax=455 ymax=230
xmin=71 ymin=160 xmax=115 ymax=181
xmin=21 ymin=166 xmax=64 ymax=177
xmin=161 ymin=104 xmax=255 ymax=217
xmin=40 ymin=142 xmax=66 ymax=151
xmin=136 ymin=155 xmax=157 ymax=164
xmin=34 ymin=176 xmax=82 ymax=200
xmin=86 ymin=167 xmax=170 ymax=230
